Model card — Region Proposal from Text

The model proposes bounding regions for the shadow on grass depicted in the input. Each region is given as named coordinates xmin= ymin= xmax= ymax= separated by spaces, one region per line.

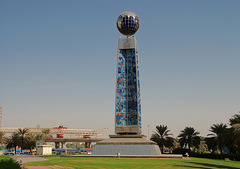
xmin=172 ymin=165 xmax=210 ymax=169
xmin=173 ymin=161 xmax=240 ymax=169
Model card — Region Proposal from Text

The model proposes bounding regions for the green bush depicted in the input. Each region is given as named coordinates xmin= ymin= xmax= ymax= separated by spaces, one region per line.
xmin=189 ymin=152 xmax=240 ymax=161
xmin=172 ymin=148 xmax=189 ymax=156
xmin=172 ymin=149 xmax=240 ymax=161
xmin=0 ymin=155 xmax=21 ymax=169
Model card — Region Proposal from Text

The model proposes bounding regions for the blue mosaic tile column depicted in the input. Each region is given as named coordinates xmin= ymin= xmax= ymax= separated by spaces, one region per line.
xmin=115 ymin=48 xmax=141 ymax=133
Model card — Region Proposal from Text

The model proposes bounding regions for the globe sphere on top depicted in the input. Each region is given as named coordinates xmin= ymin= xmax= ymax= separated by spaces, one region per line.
xmin=117 ymin=11 xmax=140 ymax=36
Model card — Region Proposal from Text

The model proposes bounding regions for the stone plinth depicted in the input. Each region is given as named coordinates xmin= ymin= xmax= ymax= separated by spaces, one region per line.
xmin=92 ymin=135 xmax=161 ymax=155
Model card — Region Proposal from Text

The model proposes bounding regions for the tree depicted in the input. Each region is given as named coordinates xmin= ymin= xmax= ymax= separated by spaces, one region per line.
xmin=226 ymin=112 xmax=240 ymax=151
xmin=205 ymin=136 xmax=217 ymax=152
xmin=25 ymin=134 xmax=36 ymax=152
xmin=150 ymin=125 xmax=174 ymax=153
xmin=6 ymin=132 xmax=20 ymax=154
xmin=17 ymin=128 xmax=28 ymax=152
xmin=232 ymin=123 xmax=240 ymax=146
xmin=178 ymin=127 xmax=200 ymax=152
xmin=41 ymin=129 xmax=53 ymax=144
xmin=35 ymin=133 xmax=43 ymax=141
xmin=33 ymin=129 xmax=53 ymax=145
xmin=223 ymin=127 xmax=236 ymax=154
xmin=229 ymin=112 xmax=240 ymax=125
xmin=172 ymin=138 xmax=180 ymax=149
xmin=230 ymin=112 xmax=240 ymax=147
xmin=0 ymin=131 xmax=5 ymax=147
xmin=198 ymin=137 xmax=208 ymax=153
xmin=208 ymin=123 xmax=227 ymax=158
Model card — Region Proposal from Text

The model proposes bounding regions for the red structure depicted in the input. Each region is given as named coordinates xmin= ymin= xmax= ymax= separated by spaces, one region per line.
xmin=84 ymin=135 xmax=91 ymax=138
xmin=53 ymin=125 xmax=67 ymax=138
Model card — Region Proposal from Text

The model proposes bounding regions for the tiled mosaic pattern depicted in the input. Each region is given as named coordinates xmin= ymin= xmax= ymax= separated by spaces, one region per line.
xmin=116 ymin=49 xmax=141 ymax=127
xmin=136 ymin=53 xmax=141 ymax=127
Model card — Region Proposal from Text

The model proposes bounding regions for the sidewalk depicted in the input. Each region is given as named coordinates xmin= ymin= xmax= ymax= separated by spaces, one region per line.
xmin=13 ymin=155 xmax=48 ymax=164
xmin=12 ymin=155 xmax=75 ymax=169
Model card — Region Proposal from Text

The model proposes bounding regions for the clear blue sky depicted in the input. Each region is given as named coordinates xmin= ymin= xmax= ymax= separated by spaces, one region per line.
xmin=1 ymin=0 xmax=240 ymax=137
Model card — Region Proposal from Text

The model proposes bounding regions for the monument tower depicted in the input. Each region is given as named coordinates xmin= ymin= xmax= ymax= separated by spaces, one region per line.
xmin=92 ymin=12 xmax=161 ymax=155
xmin=115 ymin=11 xmax=141 ymax=135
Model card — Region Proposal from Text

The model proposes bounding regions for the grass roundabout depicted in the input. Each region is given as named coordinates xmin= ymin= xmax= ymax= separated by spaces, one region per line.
xmin=23 ymin=155 xmax=240 ymax=169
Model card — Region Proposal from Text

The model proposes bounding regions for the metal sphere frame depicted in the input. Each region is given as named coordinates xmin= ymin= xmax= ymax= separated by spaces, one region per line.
xmin=116 ymin=11 xmax=140 ymax=37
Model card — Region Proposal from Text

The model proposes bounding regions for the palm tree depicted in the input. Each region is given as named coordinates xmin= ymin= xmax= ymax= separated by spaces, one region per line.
xmin=42 ymin=129 xmax=53 ymax=144
xmin=35 ymin=133 xmax=43 ymax=141
xmin=18 ymin=128 xmax=28 ymax=152
xmin=221 ymin=113 xmax=240 ymax=154
xmin=178 ymin=127 xmax=200 ymax=152
xmin=150 ymin=125 xmax=174 ymax=153
xmin=6 ymin=139 xmax=13 ymax=151
xmin=229 ymin=112 xmax=240 ymax=148
xmin=208 ymin=123 xmax=227 ymax=158
xmin=229 ymin=112 xmax=240 ymax=125
xmin=25 ymin=134 xmax=36 ymax=152
xmin=198 ymin=137 xmax=208 ymax=153
xmin=172 ymin=138 xmax=180 ymax=149
xmin=6 ymin=132 xmax=20 ymax=154
xmin=205 ymin=136 xmax=217 ymax=152
xmin=232 ymin=124 xmax=240 ymax=146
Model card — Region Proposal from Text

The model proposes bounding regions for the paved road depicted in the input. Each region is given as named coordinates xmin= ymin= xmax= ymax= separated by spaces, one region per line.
xmin=22 ymin=166 xmax=74 ymax=169
xmin=13 ymin=155 xmax=48 ymax=164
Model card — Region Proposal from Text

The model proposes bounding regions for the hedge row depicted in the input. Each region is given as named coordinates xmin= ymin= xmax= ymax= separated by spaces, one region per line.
xmin=172 ymin=148 xmax=240 ymax=161
xmin=190 ymin=152 xmax=240 ymax=161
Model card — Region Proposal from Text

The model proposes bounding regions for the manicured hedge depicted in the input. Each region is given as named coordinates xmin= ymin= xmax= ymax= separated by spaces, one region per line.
xmin=172 ymin=148 xmax=240 ymax=161
xmin=172 ymin=148 xmax=189 ymax=156
xmin=0 ymin=155 xmax=21 ymax=169
xmin=189 ymin=152 xmax=240 ymax=161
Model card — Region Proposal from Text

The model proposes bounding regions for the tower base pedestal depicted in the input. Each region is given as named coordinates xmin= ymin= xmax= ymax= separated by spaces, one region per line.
xmin=92 ymin=135 xmax=161 ymax=155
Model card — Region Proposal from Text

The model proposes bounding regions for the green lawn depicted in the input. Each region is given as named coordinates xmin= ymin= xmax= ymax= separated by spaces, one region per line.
xmin=23 ymin=156 xmax=240 ymax=169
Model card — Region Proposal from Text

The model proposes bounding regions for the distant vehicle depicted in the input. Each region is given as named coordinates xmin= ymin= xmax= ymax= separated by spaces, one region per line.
xmin=4 ymin=152 xmax=14 ymax=156
xmin=16 ymin=152 xmax=24 ymax=155
xmin=56 ymin=152 xmax=65 ymax=155
xmin=23 ymin=152 xmax=33 ymax=155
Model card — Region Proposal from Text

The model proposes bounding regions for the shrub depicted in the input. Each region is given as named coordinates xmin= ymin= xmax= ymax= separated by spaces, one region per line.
xmin=172 ymin=148 xmax=189 ymax=156
xmin=189 ymin=152 xmax=240 ymax=161
xmin=172 ymin=148 xmax=240 ymax=161
xmin=0 ymin=155 xmax=21 ymax=169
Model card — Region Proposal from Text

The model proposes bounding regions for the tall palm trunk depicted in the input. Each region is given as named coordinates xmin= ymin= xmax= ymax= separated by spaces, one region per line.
xmin=18 ymin=128 xmax=28 ymax=153
xmin=188 ymin=142 xmax=191 ymax=152
xmin=220 ymin=143 xmax=223 ymax=159
xmin=21 ymin=136 xmax=23 ymax=152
